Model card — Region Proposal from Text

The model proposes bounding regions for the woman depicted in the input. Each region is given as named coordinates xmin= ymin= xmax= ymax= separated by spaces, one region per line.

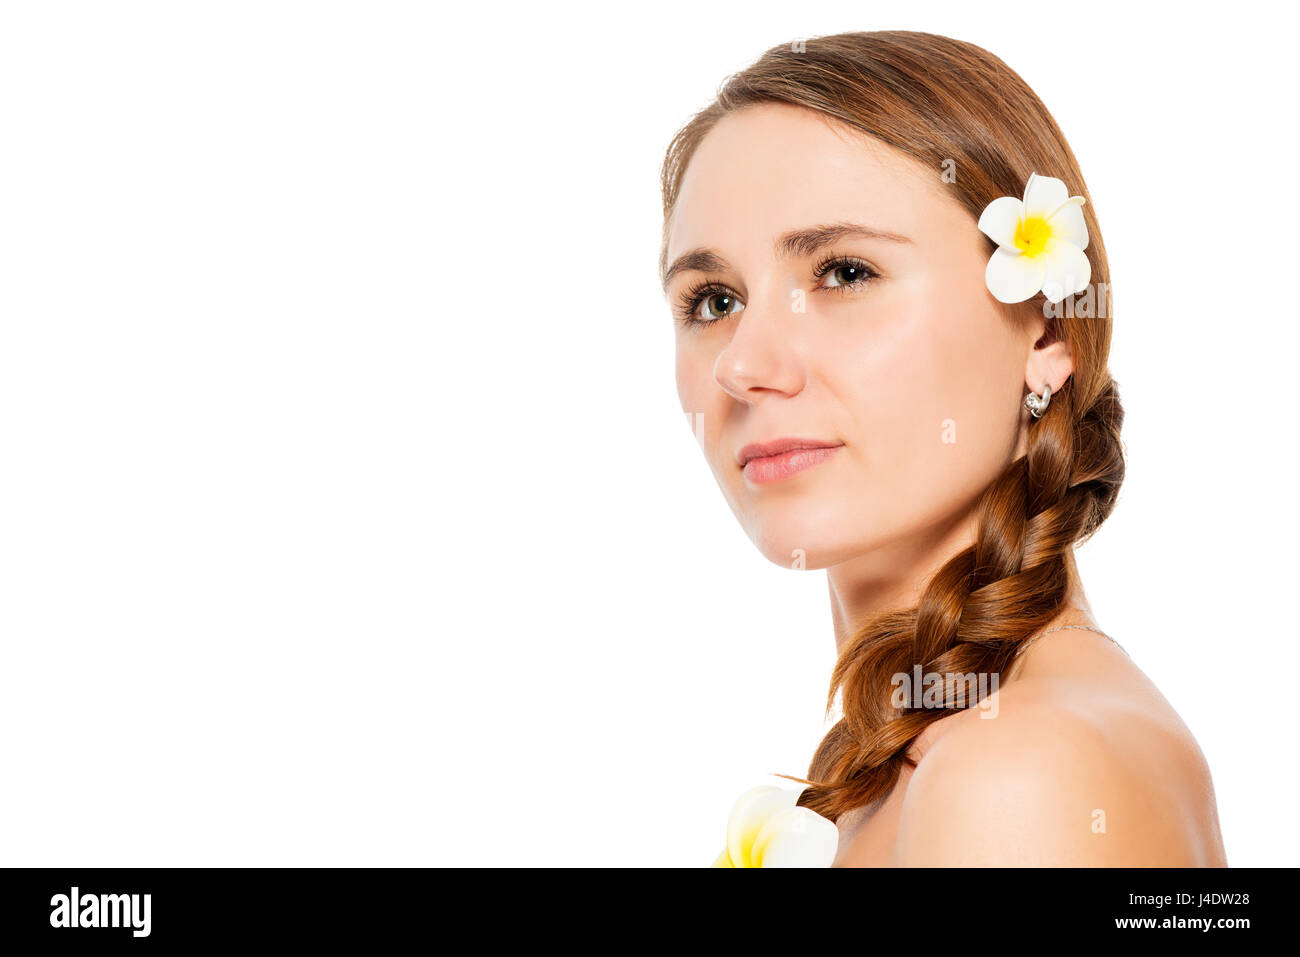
xmin=662 ymin=31 xmax=1228 ymax=866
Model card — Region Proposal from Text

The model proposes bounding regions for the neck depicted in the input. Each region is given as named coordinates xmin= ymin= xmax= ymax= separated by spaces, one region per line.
xmin=826 ymin=513 xmax=1095 ymax=656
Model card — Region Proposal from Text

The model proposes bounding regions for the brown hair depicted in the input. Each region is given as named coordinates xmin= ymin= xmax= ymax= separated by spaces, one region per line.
xmin=659 ymin=31 xmax=1125 ymax=821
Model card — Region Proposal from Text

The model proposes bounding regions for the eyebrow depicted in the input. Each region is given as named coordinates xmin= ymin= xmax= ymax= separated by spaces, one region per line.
xmin=661 ymin=222 xmax=912 ymax=292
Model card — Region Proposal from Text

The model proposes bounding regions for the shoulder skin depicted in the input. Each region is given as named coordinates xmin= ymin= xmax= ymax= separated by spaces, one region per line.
xmin=892 ymin=682 xmax=1216 ymax=866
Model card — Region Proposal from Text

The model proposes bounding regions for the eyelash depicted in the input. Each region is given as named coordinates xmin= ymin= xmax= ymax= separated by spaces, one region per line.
xmin=673 ymin=255 xmax=880 ymax=328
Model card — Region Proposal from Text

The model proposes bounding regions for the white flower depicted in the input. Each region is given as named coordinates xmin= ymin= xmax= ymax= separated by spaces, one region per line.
xmin=711 ymin=785 xmax=838 ymax=867
xmin=977 ymin=172 xmax=1090 ymax=304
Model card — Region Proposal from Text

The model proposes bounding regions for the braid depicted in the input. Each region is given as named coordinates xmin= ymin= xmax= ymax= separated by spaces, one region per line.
xmin=785 ymin=377 xmax=1126 ymax=821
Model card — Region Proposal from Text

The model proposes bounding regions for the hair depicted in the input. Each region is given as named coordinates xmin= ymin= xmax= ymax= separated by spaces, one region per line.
xmin=659 ymin=31 xmax=1126 ymax=821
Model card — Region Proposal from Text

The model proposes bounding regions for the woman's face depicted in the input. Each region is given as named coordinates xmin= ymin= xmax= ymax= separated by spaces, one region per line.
xmin=664 ymin=103 xmax=1040 ymax=571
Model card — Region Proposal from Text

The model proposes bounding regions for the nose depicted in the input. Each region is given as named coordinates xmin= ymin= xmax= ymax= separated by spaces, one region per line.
xmin=712 ymin=291 xmax=806 ymax=404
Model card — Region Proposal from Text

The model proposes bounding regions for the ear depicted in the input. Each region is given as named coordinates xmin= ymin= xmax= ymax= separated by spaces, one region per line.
xmin=1023 ymin=310 xmax=1074 ymax=397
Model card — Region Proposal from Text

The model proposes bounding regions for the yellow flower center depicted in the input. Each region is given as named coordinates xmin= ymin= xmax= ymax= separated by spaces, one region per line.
xmin=1013 ymin=216 xmax=1052 ymax=256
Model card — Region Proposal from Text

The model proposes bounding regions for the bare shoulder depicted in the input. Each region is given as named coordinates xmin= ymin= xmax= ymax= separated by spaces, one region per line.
xmin=893 ymin=671 xmax=1226 ymax=866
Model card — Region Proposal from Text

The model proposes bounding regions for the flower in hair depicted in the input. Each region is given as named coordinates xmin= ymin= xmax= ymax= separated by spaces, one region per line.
xmin=711 ymin=784 xmax=838 ymax=867
xmin=977 ymin=172 xmax=1090 ymax=304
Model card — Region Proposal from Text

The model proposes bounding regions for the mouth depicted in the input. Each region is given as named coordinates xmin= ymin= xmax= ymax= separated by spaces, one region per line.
xmin=736 ymin=437 xmax=844 ymax=485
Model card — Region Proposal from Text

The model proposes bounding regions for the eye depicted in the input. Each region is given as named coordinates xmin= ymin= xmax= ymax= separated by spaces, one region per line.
xmin=676 ymin=282 xmax=746 ymax=327
xmin=699 ymin=290 xmax=744 ymax=320
xmin=823 ymin=263 xmax=866 ymax=287
xmin=814 ymin=255 xmax=879 ymax=292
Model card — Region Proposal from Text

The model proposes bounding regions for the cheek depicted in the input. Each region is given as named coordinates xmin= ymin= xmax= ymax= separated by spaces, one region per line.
xmin=675 ymin=343 xmax=731 ymax=458
xmin=928 ymin=309 xmax=1021 ymax=446
xmin=674 ymin=345 xmax=715 ymax=415
xmin=831 ymin=293 xmax=1024 ymax=519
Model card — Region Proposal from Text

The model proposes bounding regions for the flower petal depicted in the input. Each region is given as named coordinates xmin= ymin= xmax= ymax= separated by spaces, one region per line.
xmin=1040 ymin=238 xmax=1091 ymax=303
xmin=726 ymin=786 xmax=797 ymax=868
xmin=1022 ymin=173 xmax=1070 ymax=220
xmin=977 ymin=196 xmax=1023 ymax=248
xmin=985 ymin=246 xmax=1047 ymax=303
xmin=712 ymin=846 xmax=734 ymax=867
xmin=750 ymin=806 xmax=840 ymax=867
xmin=1047 ymin=197 xmax=1088 ymax=250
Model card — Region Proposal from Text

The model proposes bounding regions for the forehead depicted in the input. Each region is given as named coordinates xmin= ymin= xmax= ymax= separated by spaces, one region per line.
xmin=666 ymin=102 xmax=963 ymax=263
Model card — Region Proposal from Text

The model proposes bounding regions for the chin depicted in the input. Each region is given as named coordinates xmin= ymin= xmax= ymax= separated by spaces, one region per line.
xmin=718 ymin=470 xmax=883 ymax=569
xmin=745 ymin=518 xmax=860 ymax=571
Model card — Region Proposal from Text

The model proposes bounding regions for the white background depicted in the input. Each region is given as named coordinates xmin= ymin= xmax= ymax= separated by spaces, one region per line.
xmin=1 ymin=1 xmax=1295 ymax=867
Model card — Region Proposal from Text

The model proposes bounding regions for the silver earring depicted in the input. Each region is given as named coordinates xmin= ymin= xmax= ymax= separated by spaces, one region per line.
xmin=1024 ymin=382 xmax=1052 ymax=419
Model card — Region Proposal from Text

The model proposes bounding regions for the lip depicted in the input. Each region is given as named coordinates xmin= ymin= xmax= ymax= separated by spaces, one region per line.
xmin=736 ymin=437 xmax=844 ymax=485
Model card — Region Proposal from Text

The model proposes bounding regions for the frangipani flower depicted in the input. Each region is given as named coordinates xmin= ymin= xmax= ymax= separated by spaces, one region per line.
xmin=711 ymin=785 xmax=838 ymax=867
xmin=977 ymin=172 xmax=1090 ymax=304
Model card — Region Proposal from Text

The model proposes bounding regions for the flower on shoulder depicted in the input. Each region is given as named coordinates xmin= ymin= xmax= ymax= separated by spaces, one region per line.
xmin=711 ymin=784 xmax=838 ymax=867
xmin=977 ymin=172 xmax=1090 ymax=305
